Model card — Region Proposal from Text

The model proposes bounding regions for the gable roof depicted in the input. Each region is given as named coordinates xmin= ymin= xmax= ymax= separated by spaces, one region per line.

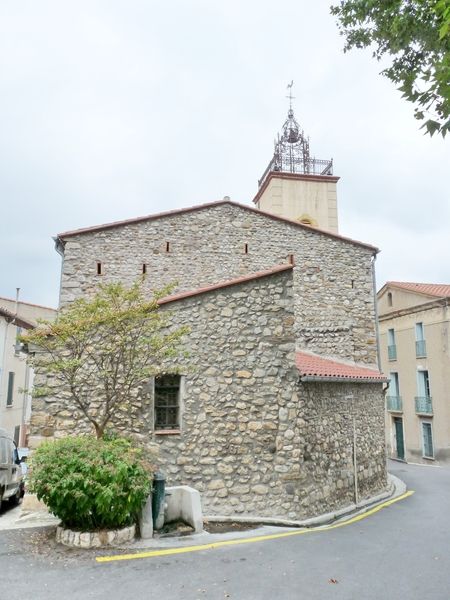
xmin=381 ymin=281 xmax=450 ymax=299
xmin=296 ymin=351 xmax=386 ymax=383
xmin=0 ymin=296 xmax=56 ymax=312
xmin=158 ymin=263 xmax=293 ymax=306
xmin=56 ymin=199 xmax=378 ymax=252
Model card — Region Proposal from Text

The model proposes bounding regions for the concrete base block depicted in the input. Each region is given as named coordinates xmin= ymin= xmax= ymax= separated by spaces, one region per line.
xmin=139 ymin=494 xmax=154 ymax=539
xmin=165 ymin=485 xmax=203 ymax=533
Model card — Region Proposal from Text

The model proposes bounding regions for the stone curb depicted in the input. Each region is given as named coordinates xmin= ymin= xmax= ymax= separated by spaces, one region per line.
xmin=0 ymin=473 xmax=405 ymax=543
xmin=56 ymin=524 xmax=135 ymax=548
xmin=204 ymin=473 xmax=401 ymax=529
xmin=129 ymin=472 xmax=406 ymax=550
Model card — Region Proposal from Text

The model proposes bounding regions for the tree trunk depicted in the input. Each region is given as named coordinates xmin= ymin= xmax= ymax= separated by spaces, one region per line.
xmin=94 ymin=423 xmax=104 ymax=439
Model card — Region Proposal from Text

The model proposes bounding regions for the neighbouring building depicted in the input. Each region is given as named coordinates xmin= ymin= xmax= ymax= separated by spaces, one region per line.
xmin=0 ymin=296 xmax=56 ymax=446
xmin=378 ymin=281 xmax=450 ymax=464
xmin=30 ymin=103 xmax=388 ymax=520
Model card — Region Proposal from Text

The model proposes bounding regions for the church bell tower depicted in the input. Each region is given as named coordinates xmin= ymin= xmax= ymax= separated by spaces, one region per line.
xmin=253 ymin=83 xmax=339 ymax=234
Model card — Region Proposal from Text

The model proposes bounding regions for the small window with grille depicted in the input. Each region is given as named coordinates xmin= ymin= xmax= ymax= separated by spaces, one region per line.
xmin=154 ymin=374 xmax=181 ymax=431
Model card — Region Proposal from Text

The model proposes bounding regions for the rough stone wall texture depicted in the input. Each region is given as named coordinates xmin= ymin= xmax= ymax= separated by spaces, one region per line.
xmin=298 ymin=382 xmax=387 ymax=516
xmin=59 ymin=203 xmax=377 ymax=365
xmin=31 ymin=269 xmax=386 ymax=520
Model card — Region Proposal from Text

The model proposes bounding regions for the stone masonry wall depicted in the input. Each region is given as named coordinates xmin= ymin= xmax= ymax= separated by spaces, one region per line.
xmin=59 ymin=203 xmax=378 ymax=365
xmin=297 ymin=382 xmax=387 ymax=516
xmin=31 ymin=269 xmax=387 ymax=520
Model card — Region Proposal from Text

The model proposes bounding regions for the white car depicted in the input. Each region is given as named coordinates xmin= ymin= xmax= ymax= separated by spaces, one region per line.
xmin=0 ymin=428 xmax=25 ymax=509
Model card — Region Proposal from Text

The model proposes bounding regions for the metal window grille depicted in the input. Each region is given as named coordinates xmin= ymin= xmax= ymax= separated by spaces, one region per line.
xmin=154 ymin=374 xmax=180 ymax=430
xmin=415 ymin=396 xmax=433 ymax=415
xmin=416 ymin=339 xmax=427 ymax=357
xmin=387 ymin=396 xmax=402 ymax=412
xmin=388 ymin=344 xmax=397 ymax=361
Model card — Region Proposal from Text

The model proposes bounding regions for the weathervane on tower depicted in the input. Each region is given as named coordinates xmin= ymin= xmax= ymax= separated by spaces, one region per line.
xmin=253 ymin=82 xmax=339 ymax=234
xmin=286 ymin=80 xmax=295 ymax=112
xmin=257 ymin=82 xmax=333 ymax=188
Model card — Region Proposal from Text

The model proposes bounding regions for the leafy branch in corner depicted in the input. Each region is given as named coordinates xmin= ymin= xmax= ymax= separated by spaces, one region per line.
xmin=331 ymin=0 xmax=450 ymax=137
xmin=24 ymin=281 xmax=189 ymax=438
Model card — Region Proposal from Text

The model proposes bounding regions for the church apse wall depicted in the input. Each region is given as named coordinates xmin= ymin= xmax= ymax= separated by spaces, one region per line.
xmin=58 ymin=202 xmax=378 ymax=366
xmin=31 ymin=266 xmax=387 ymax=520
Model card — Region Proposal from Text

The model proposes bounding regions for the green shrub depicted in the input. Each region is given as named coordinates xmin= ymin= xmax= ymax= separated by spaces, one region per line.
xmin=29 ymin=436 xmax=153 ymax=530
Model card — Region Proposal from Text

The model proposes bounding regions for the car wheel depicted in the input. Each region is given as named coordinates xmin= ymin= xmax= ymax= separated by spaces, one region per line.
xmin=9 ymin=488 xmax=21 ymax=507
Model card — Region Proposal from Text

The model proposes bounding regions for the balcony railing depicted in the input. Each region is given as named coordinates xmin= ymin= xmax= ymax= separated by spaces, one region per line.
xmin=416 ymin=340 xmax=427 ymax=358
xmin=387 ymin=396 xmax=403 ymax=412
xmin=388 ymin=344 xmax=397 ymax=361
xmin=415 ymin=396 xmax=433 ymax=415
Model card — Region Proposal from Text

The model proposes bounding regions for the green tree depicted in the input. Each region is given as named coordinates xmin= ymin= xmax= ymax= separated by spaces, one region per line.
xmin=26 ymin=281 xmax=188 ymax=439
xmin=331 ymin=0 xmax=450 ymax=136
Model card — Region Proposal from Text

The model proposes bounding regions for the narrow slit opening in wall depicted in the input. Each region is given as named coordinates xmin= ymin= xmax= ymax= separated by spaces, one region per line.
xmin=142 ymin=263 xmax=147 ymax=275
xmin=166 ymin=242 xmax=170 ymax=253
xmin=351 ymin=279 xmax=354 ymax=288
xmin=96 ymin=262 xmax=102 ymax=276
xmin=244 ymin=243 xmax=248 ymax=254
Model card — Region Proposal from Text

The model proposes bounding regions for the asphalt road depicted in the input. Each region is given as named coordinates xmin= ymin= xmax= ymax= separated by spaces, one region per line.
xmin=1 ymin=460 xmax=449 ymax=600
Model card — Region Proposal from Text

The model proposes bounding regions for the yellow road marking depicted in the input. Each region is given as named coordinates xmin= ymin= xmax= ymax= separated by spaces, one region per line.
xmin=96 ymin=490 xmax=414 ymax=564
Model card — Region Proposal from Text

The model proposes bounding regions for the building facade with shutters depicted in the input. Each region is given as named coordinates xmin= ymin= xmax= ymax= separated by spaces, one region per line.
xmin=378 ymin=282 xmax=450 ymax=464
xmin=0 ymin=297 xmax=56 ymax=446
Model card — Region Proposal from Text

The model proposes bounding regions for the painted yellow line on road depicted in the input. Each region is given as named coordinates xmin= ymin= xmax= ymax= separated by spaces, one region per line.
xmin=96 ymin=490 xmax=414 ymax=564
xmin=316 ymin=490 xmax=414 ymax=532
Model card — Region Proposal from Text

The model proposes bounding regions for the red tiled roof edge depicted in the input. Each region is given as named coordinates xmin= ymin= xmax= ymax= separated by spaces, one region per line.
xmin=56 ymin=199 xmax=378 ymax=252
xmin=296 ymin=351 xmax=386 ymax=383
xmin=379 ymin=281 xmax=450 ymax=299
xmin=157 ymin=263 xmax=293 ymax=306
xmin=0 ymin=307 xmax=35 ymax=329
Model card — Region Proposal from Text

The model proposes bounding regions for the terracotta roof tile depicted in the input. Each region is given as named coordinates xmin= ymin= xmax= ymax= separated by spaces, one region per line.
xmin=296 ymin=351 xmax=386 ymax=382
xmin=386 ymin=281 xmax=450 ymax=298
xmin=0 ymin=306 xmax=34 ymax=329
xmin=158 ymin=263 xmax=293 ymax=306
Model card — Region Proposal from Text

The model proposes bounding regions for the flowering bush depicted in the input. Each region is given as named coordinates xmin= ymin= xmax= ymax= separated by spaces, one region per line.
xmin=29 ymin=436 xmax=153 ymax=530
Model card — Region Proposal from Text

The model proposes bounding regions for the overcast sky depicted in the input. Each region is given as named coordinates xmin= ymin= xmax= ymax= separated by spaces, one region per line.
xmin=1 ymin=0 xmax=449 ymax=308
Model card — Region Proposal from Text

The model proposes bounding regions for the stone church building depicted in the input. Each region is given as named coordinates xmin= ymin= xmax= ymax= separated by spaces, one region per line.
xmin=30 ymin=104 xmax=387 ymax=520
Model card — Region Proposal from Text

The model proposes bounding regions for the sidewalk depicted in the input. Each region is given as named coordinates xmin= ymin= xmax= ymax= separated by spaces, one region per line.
xmin=0 ymin=494 xmax=59 ymax=531
xmin=133 ymin=473 xmax=407 ymax=550
xmin=0 ymin=473 xmax=406 ymax=549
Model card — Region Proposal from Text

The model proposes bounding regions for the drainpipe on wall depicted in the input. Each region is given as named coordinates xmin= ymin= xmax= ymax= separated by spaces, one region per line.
xmin=21 ymin=363 xmax=31 ymax=447
xmin=353 ymin=413 xmax=359 ymax=505
xmin=14 ymin=288 xmax=20 ymax=319
xmin=346 ymin=394 xmax=358 ymax=505
xmin=54 ymin=236 xmax=65 ymax=312
xmin=371 ymin=254 xmax=382 ymax=371
xmin=0 ymin=318 xmax=10 ymax=409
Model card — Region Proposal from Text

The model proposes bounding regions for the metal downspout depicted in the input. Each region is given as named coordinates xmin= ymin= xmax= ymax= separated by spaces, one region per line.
xmin=371 ymin=254 xmax=382 ymax=371
xmin=53 ymin=236 xmax=65 ymax=313
xmin=0 ymin=321 xmax=9 ymax=409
